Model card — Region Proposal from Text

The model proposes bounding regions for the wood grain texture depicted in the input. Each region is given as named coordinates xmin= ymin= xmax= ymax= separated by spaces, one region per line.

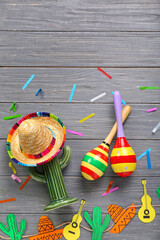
xmin=0 ymin=32 xmax=160 ymax=67
xmin=1 ymin=103 xmax=160 ymax=139
xmin=0 ymin=0 xmax=160 ymax=239
xmin=0 ymin=176 xmax=159 ymax=215
xmin=0 ymin=1 xmax=160 ymax=31
xmin=2 ymin=139 xmax=160 ymax=177
xmin=0 ymin=67 xmax=160 ymax=103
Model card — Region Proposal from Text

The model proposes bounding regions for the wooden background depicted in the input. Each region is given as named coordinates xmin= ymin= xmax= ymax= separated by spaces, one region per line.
xmin=0 ymin=1 xmax=160 ymax=239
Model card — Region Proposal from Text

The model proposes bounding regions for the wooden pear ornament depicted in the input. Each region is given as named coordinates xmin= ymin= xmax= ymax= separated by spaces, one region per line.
xmin=110 ymin=91 xmax=136 ymax=177
xmin=81 ymin=105 xmax=131 ymax=180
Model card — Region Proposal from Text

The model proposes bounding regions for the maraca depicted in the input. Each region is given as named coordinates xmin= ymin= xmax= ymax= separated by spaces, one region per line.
xmin=110 ymin=91 xmax=136 ymax=177
xmin=81 ymin=105 xmax=131 ymax=180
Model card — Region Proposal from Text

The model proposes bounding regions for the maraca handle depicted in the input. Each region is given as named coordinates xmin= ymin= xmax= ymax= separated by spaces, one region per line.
xmin=114 ymin=91 xmax=125 ymax=138
xmin=105 ymin=105 xmax=131 ymax=145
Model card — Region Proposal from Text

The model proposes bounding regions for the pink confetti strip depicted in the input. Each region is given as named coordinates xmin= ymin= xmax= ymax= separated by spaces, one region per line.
xmin=67 ymin=129 xmax=84 ymax=136
xmin=11 ymin=174 xmax=21 ymax=183
xmin=102 ymin=186 xmax=119 ymax=197
xmin=147 ymin=108 xmax=157 ymax=113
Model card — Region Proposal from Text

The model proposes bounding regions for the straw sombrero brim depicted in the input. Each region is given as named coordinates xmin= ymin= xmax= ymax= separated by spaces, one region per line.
xmin=7 ymin=112 xmax=66 ymax=167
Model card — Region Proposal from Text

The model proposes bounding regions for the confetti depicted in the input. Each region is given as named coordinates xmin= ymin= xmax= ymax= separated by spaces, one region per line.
xmin=35 ymin=88 xmax=42 ymax=97
xmin=79 ymin=113 xmax=95 ymax=123
xmin=10 ymin=102 xmax=17 ymax=112
xmin=97 ymin=68 xmax=112 ymax=79
xmin=140 ymin=87 xmax=159 ymax=90
xmin=147 ymin=108 xmax=157 ymax=113
xmin=146 ymin=150 xmax=151 ymax=169
xmin=90 ymin=92 xmax=106 ymax=102
xmin=102 ymin=187 xmax=119 ymax=197
xmin=20 ymin=176 xmax=31 ymax=190
xmin=69 ymin=84 xmax=77 ymax=102
xmin=11 ymin=174 xmax=22 ymax=183
xmin=0 ymin=198 xmax=16 ymax=204
xmin=67 ymin=129 xmax=84 ymax=136
xmin=3 ymin=114 xmax=22 ymax=120
xmin=22 ymin=74 xmax=35 ymax=90
xmin=137 ymin=148 xmax=151 ymax=161
xmin=9 ymin=162 xmax=16 ymax=174
xmin=152 ymin=122 xmax=160 ymax=134
xmin=106 ymin=180 xmax=113 ymax=193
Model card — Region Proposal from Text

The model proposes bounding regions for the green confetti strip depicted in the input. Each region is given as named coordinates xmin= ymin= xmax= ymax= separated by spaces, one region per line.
xmin=3 ymin=114 xmax=21 ymax=120
xmin=140 ymin=87 xmax=159 ymax=90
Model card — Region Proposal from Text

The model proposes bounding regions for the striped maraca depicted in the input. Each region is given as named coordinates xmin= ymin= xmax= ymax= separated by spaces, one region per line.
xmin=110 ymin=91 xmax=136 ymax=177
xmin=81 ymin=105 xmax=131 ymax=180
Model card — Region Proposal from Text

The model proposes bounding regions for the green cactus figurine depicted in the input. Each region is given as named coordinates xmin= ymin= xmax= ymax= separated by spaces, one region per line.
xmin=84 ymin=206 xmax=110 ymax=240
xmin=29 ymin=145 xmax=77 ymax=211
xmin=0 ymin=214 xmax=26 ymax=240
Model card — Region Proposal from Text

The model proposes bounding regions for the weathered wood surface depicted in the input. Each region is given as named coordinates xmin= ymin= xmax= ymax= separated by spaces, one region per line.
xmin=0 ymin=176 xmax=159 ymax=214
xmin=0 ymin=0 xmax=160 ymax=239
xmin=0 ymin=1 xmax=160 ymax=31
xmin=0 ymin=68 xmax=160 ymax=103
xmin=0 ymin=32 xmax=160 ymax=67
xmin=2 ymin=139 xmax=160 ymax=177
xmin=1 ymin=103 xmax=160 ymax=139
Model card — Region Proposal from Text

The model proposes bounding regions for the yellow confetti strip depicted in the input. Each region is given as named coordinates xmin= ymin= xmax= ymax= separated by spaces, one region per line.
xmin=9 ymin=162 xmax=16 ymax=174
xmin=79 ymin=113 xmax=95 ymax=123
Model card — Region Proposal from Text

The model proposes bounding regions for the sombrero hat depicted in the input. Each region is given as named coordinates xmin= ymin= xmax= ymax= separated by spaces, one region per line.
xmin=7 ymin=112 xmax=66 ymax=167
xmin=107 ymin=203 xmax=136 ymax=233
xmin=28 ymin=215 xmax=63 ymax=240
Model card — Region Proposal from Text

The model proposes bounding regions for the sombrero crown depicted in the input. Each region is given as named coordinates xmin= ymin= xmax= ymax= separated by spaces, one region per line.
xmin=18 ymin=119 xmax=53 ymax=155
xmin=7 ymin=112 xmax=66 ymax=167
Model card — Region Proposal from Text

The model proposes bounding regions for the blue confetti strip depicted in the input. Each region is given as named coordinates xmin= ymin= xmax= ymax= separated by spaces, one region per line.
xmin=146 ymin=150 xmax=151 ymax=169
xmin=22 ymin=74 xmax=35 ymax=90
xmin=137 ymin=148 xmax=151 ymax=161
xmin=69 ymin=84 xmax=77 ymax=102
xmin=35 ymin=88 xmax=42 ymax=97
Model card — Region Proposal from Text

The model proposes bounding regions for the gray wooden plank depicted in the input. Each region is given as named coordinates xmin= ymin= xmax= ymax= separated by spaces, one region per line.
xmin=0 ymin=176 xmax=159 ymax=215
xmin=1 ymin=139 xmax=160 ymax=177
xmin=0 ymin=103 xmax=160 ymax=139
xmin=0 ymin=32 xmax=160 ymax=67
xmin=0 ymin=67 xmax=160 ymax=103
xmin=0 ymin=213 xmax=159 ymax=240
xmin=0 ymin=1 xmax=160 ymax=31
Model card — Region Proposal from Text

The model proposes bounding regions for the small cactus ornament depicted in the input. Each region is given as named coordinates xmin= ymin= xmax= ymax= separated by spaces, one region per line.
xmin=0 ymin=214 xmax=26 ymax=240
xmin=84 ymin=206 xmax=110 ymax=240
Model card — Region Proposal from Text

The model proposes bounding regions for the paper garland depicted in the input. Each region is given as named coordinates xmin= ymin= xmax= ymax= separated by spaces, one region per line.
xmin=84 ymin=206 xmax=111 ymax=240
xmin=28 ymin=216 xmax=63 ymax=240
xmin=107 ymin=203 xmax=136 ymax=233
xmin=0 ymin=214 xmax=26 ymax=240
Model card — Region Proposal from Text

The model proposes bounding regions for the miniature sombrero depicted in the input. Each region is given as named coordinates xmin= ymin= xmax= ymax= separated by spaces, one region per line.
xmin=28 ymin=215 xmax=63 ymax=240
xmin=7 ymin=112 xmax=66 ymax=167
xmin=107 ymin=203 xmax=136 ymax=233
